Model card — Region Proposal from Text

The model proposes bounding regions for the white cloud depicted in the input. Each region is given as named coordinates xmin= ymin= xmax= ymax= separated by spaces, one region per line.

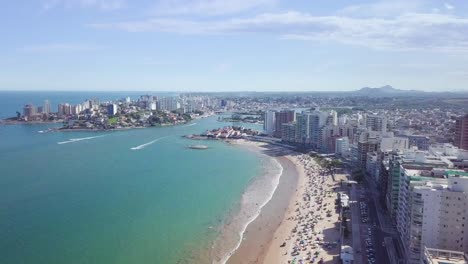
xmin=444 ymin=3 xmax=455 ymax=10
xmin=336 ymin=0 xmax=425 ymax=18
xmin=149 ymin=0 xmax=277 ymax=16
xmin=91 ymin=11 xmax=468 ymax=52
xmin=42 ymin=0 xmax=125 ymax=11
xmin=19 ymin=43 xmax=104 ymax=52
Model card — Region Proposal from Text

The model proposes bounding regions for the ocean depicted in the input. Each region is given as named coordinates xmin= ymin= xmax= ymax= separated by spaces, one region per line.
xmin=0 ymin=91 xmax=281 ymax=264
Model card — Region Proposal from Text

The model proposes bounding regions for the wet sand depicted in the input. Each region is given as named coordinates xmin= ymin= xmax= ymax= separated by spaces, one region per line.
xmin=223 ymin=140 xmax=301 ymax=264
xmin=227 ymin=156 xmax=299 ymax=264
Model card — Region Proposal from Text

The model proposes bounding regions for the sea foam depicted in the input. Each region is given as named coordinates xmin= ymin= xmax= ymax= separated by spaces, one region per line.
xmin=218 ymin=157 xmax=283 ymax=264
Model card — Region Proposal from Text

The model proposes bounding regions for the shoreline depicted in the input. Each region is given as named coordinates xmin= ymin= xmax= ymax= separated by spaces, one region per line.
xmin=0 ymin=113 xmax=215 ymax=129
xmin=221 ymin=139 xmax=344 ymax=264
xmin=221 ymin=139 xmax=302 ymax=264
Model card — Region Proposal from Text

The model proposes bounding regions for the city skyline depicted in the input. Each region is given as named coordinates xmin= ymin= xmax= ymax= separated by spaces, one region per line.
xmin=2 ymin=0 xmax=468 ymax=92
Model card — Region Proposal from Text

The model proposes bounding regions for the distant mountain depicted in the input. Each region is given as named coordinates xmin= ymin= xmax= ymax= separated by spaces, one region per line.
xmin=354 ymin=85 xmax=422 ymax=96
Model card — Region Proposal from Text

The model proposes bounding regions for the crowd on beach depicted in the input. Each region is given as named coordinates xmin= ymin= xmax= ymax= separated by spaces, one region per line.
xmin=282 ymin=154 xmax=343 ymax=264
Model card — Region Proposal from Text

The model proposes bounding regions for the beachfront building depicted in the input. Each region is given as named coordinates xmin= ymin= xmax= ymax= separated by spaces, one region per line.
xmin=386 ymin=146 xmax=468 ymax=264
xmin=274 ymin=109 xmax=295 ymax=138
xmin=403 ymin=175 xmax=468 ymax=263
xmin=295 ymin=111 xmax=311 ymax=145
xmin=263 ymin=110 xmax=276 ymax=136
xmin=386 ymin=150 xmax=450 ymax=221
xmin=308 ymin=111 xmax=328 ymax=150
xmin=281 ymin=122 xmax=297 ymax=143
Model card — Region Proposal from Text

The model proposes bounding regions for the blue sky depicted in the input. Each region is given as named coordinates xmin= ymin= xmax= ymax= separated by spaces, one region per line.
xmin=1 ymin=0 xmax=468 ymax=92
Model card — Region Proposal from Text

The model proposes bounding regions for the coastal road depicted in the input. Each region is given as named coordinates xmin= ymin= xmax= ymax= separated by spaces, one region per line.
xmin=361 ymin=179 xmax=401 ymax=264
xmin=350 ymin=184 xmax=364 ymax=264
xmin=349 ymin=182 xmax=391 ymax=264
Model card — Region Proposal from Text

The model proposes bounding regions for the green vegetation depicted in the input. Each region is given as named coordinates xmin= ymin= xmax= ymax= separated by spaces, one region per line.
xmin=108 ymin=117 xmax=118 ymax=125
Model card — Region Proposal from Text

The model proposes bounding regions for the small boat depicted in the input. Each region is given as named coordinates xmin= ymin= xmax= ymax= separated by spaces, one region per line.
xmin=188 ymin=145 xmax=209 ymax=150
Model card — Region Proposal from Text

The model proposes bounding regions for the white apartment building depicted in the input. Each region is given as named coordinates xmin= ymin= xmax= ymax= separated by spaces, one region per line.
xmin=263 ymin=110 xmax=276 ymax=136
xmin=336 ymin=137 xmax=350 ymax=156
xmin=398 ymin=173 xmax=468 ymax=263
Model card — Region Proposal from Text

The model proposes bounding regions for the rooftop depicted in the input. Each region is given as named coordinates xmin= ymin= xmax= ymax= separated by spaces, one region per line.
xmin=424 ymin=247 xmax=468 ymax=264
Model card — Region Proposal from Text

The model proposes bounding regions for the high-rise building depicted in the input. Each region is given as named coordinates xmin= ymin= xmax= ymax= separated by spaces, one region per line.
xmin=281 ymin=122 xmax=297 ymax=143
xmin=274 ymin=110 xmax=295 ymax=138
xmin=158 ymin=97 xmax=180 ymax=111
xmin=263 ymin=110 xmax=276 ymax=136
xmin=72 ymin=104 xmax=83 ymax=115
xmin=107 ymin=104 xmax=118 ymax=116
xmin=58 ymin=103 xmax=71 ymax=116
xmin=455 ymin=114 xmax=468 ymax=150
xmin=43 ymin=100 xmax=51 ymax=114
xmin=404 ymin=176 xmax=468 ymax=263
xmin=23 ymin=104 xmax=36 ymax=118
xmin=335 ymin=137 xmax=349 ymax=156
xmin=295 ymin=112 xmax=311 ymax=144
xmin=308 ymin=111 xmax=327 ymax=149
xmin=366 ymin=114 xmax=387 ymax=133
xmin=356 ymin=131 xmax=380 ymax=168
xmin=330 ymin=110 xmax=338 ymax=126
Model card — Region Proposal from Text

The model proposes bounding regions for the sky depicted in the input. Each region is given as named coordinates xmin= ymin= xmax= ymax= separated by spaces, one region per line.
xmin=1 ymin=0 xmax=468 ymax=92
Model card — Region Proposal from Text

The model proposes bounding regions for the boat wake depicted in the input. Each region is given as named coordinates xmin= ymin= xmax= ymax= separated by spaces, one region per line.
xmin=182 ymin=123 xmax=197 ymax=127
xmin=130 ymin=136 xmax=168 ymax=150
xmin=57 ymin=135 xmax=107 ymax=145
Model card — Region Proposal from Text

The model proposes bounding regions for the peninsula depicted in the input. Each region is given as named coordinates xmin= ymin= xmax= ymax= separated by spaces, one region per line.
xmin=1 ymin=94 xmax=212 ymax=131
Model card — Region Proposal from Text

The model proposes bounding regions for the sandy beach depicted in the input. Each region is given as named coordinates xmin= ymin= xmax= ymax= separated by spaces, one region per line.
xmin=226 ymin=139 xmax=344 ymax=264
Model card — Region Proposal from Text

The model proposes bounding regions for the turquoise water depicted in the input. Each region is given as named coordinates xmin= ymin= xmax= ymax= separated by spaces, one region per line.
xmin=0 ymin=93 xmax=264 ymax=264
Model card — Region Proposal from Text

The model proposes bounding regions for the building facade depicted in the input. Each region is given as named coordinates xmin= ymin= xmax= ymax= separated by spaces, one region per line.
xmin=455 ymin=114 xmax=468 ymax=150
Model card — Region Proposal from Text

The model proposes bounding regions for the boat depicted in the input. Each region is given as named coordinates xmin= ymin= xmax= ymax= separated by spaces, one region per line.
xmin=188 ymin=145 xmax=209 ymax=150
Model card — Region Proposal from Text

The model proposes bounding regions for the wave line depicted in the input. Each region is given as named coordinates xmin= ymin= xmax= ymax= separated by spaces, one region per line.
xmin=182 ymin=123 xmax=197 ymax=127
xmin=57 ymin=135 xmax=107 ymax=145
